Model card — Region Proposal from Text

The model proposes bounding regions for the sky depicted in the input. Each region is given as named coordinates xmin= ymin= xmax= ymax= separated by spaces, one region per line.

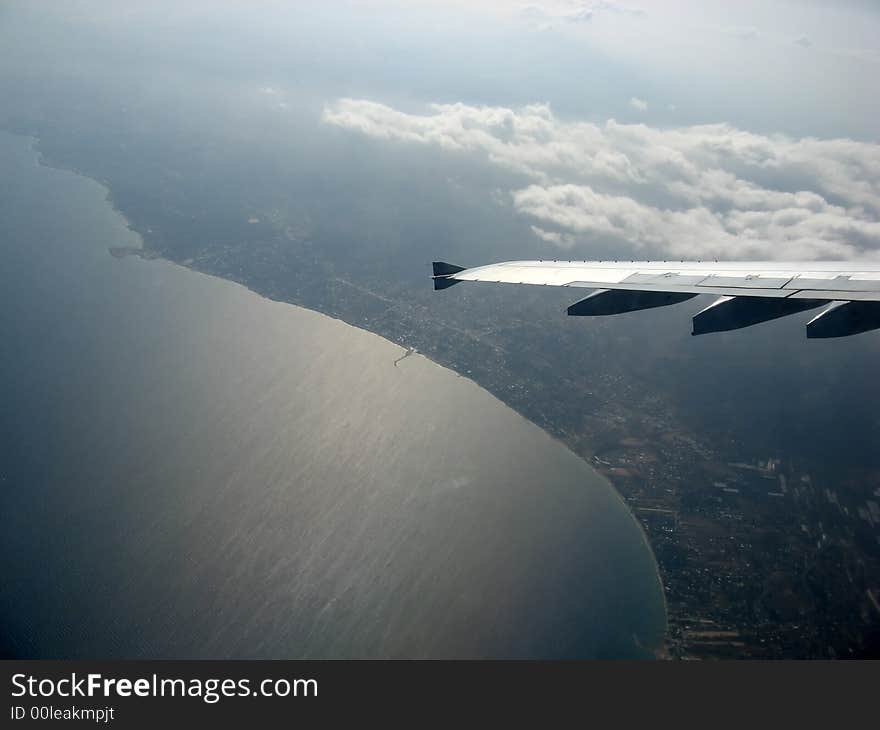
xmin=2 ymin=0 xmax=879 ymax=263
xmin=316 ymin=0 xmax=880 ymax=261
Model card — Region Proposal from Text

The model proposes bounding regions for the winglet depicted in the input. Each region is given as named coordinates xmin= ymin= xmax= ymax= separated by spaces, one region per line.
xmin=432 ymin=261 xmax=465 ymax=290
xmin=432 ymin=261 xmax=465 ymax=277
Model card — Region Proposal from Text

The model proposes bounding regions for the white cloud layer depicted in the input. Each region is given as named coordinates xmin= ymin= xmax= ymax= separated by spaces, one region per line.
xmin=720 ymin=25 xmax=759 ymax=41
xmin=518 ymin=1 xmax=644 ymax=27
xmin=322 ymin=98 xmax=880 ymax=260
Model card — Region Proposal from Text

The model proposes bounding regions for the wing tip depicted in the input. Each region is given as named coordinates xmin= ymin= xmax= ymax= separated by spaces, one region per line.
xmin=432 ymin=261 xmax=465 ymax=290
xmin=432 ymin=261 xmax=465 ymax=277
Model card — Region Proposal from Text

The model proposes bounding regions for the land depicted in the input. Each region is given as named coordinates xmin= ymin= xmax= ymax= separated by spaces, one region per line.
xmin=7 ymin=119 xmax=880 ymax=659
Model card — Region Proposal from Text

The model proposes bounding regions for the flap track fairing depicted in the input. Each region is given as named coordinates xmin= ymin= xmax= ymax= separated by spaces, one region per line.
xmin=567 ymin=289 xmax=697 ymax=316
xmin=692 ymin=296 xmax=824 ymax=336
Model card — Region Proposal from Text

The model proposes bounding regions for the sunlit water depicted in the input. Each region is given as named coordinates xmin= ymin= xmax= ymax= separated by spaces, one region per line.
xmin=0 ymin=131 xmax=665 ymax=658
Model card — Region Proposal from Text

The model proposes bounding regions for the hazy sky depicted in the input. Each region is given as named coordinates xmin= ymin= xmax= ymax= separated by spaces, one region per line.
xmin=3 ymin=0 xmax=879 ymax=262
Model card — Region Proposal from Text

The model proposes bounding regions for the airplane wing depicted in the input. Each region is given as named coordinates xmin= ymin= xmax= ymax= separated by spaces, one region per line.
xmin=431 ymin=260 xmax=880 ymax=338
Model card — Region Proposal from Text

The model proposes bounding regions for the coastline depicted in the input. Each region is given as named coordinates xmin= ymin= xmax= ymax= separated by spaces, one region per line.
xmin=12 ymin=128 xmax=670 ymax=658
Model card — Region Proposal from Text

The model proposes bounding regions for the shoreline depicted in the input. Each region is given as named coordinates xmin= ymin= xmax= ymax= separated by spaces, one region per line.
xmin=10 ymin=127 xmax=671 ymax=658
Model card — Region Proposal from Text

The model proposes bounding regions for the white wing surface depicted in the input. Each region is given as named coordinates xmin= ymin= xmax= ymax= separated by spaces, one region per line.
xmin=431 ymin=260 xmax=880 ymax=338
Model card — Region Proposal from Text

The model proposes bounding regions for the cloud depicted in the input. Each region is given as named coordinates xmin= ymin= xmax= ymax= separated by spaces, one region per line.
xmin=322 ymin=98 xmax=880 ymax=261
xmin=519 ymin=4 xmax=549 ymax=20
xmin=721 ymin=25 xmax=759 ymax=41
xmin=793 ymin=35 xmax=812 ymax=48
xmin=518 ymin=1 xmax=643 ymax=29
xmin=628 ymin=97 xmax=648 ymax=112
xmin=565 ymin=6 xmax=594 ymax=23
xmin=835 ymin=47 xmax=880 ymax=64
xmin=530 ymin=225 xmax=577 ymax=248
xmin=587 ymin=1 xmax=644 ymax=17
